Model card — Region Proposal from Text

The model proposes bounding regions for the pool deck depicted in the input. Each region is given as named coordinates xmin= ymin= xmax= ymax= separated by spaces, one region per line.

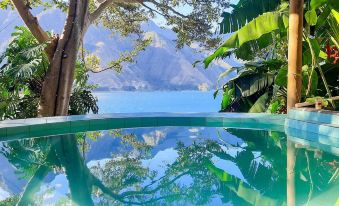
xmin=285 ymin=108 xmax=339 ymax=155
xmin=0 ymin=113 xmax=285 ymax=141
xmin=286 ymin=108 xmax=339 ymax=138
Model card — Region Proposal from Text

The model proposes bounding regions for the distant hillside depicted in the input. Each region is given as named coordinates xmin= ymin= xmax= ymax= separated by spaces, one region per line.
xmin=0 ymin=9 xmax=240 ymax=91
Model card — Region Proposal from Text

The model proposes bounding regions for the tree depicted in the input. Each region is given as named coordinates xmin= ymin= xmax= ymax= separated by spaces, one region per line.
xmin=0 ymin=26 xmax=98 ymax=120
xmin=1 ymin=0 xmax=229 ymax=117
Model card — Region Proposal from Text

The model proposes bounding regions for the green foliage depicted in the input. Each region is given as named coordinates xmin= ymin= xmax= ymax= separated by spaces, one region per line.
xmin=311 ymin=0 xmax=339 ymax=11
xmin=219 ymin=0 xmax=282 ymax=33
xmin=89 ymin=0 xmax=230 ymax=49
xmin=0 ymin=27 xmax=98 ymax=119
xmin=221 ymin=87 xmax=234 ymax=110
xmin=206 ymin=0 xmax=339 ymax=112
xmin=0 ymin=27 xmax=47 ymax=119
xmin=69 ymin=89 xmax=99 ymax=115
xmin=217 ymin=60 xmax=289 ymax=112
xmin=0 ymin=0 xmax=11 ymax=9
xmin=305 ymin=9 xmax=318 ymax=25
xmin=275 ymin=65 xmax=319 ymax=96
xmin=248 ymin=92 xmax=270 ymax=113
xmin=204 ymin=10 xmax=288 ymax=68
xmin=305 ymin=96 xmax=329 ymax=107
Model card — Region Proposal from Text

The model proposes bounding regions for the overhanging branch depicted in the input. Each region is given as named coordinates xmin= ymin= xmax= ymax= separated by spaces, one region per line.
xmin=11 ymin=0 xmax=57 ymax=60
xmin=89 ymin=0 xmax=144 ymax=23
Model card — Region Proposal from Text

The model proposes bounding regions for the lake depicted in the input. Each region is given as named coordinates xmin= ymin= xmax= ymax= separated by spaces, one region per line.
xmin=94 ymin=91 xmax=222 ymax=113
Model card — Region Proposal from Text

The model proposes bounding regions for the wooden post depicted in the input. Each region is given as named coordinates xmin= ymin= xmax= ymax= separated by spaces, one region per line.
xmin=287 ymin=0 xmax=304 ymax=110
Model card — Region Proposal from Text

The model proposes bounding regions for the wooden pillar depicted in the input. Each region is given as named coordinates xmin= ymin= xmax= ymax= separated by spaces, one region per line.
xmin=287 ymin=0 xmax=304 ymax=110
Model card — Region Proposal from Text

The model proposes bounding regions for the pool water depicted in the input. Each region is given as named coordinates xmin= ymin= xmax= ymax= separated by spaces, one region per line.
xmin=0 ymin=127 xmax=338 ymax=206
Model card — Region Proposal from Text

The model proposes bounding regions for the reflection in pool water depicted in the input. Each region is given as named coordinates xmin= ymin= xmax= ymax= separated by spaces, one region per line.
xmin=0 ymin=127 xmax=338 ymax=206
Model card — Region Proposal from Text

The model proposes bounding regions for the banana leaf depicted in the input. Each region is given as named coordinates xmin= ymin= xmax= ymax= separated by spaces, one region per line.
xmin=220 ymin=0 xmax=281 ymax=34
xmin=248 ymin=92 xmax=270 ymax=113
xmin=205 ymin=11 xmax=289 ymax=68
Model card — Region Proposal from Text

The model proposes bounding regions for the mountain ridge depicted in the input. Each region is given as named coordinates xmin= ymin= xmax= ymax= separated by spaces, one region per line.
xmin=0 ymin=9 xmax=239 ymax=91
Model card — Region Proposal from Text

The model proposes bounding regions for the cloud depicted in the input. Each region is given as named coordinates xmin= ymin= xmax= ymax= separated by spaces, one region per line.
xmin=95 ymin=41 xmax=105 ymax=48
xmin=142 ymin=130 xmax=166 ymax=146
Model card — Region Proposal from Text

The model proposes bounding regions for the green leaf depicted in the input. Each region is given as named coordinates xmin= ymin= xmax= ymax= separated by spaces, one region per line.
xmin=221 ymin=88 xmax=234 ymax=110
xmin=305 ymin=10 xmax=318 ymax=25
xmin=220 ymin=0 xmax=281 ymax=33
xmin=213 ymin=90 xmax=219 ymax=99
xmin=275 ymin=67 xmax=287 ymax=87
xmin=217 ymin=66 xmax=239 ymax=86
xmin=0 ymin=0 xmax=11 ymax=9
xmin=204 ymin=11 xmax=288 ymax=68
xmin=310 ymin=0 xmax=327 ymax=10
xmin=331 ymin=9 xmax=339 ymax=24
xmin=233 ymin=72 xmax=275 ymax=98
xmin=267 ymin=100 xmax=280 ymax=113
xmin=248 ymin=92 xmax=270 ymax=113
xmin=306 ymin=97 xmax=329 ymax=107
xmin=311 ymin=0 xmax=339 ymax=11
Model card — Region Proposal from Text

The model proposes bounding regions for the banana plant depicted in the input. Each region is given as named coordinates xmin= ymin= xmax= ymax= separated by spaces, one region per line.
xmin=205 ymin=0 xmax=339 ymax=112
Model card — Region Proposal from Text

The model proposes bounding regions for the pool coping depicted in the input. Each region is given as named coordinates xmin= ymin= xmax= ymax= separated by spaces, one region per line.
xmin=0 ymin=113 xmax=286 ymax=142
xmin=286 ymin=108 xmax=339 ymax=138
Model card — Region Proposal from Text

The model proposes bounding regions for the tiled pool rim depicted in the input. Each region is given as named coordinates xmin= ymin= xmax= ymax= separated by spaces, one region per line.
xmin=0 ymin=113 xmax=286 ymax=142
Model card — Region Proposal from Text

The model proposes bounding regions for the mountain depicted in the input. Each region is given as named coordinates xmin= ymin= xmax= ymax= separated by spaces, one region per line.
xmin=0 ymin=8 xmax=240 ymax=91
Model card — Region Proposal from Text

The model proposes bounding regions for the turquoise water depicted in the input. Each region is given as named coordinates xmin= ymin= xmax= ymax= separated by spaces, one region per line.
xmin=94 ymin=91 xmax=222 ymax=113
xmin=0 ymin=127 xmax=338 ymax=205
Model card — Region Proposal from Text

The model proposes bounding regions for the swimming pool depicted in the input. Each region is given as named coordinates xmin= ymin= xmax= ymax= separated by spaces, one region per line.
xmin=0 ymin=114 xmax=338 ymax=205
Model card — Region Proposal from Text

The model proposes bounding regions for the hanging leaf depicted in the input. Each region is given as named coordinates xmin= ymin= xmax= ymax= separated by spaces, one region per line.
xmin=221 ymin=87 xmax=234 ymax=110
xmin=233 ymin=72 xmax=275 ymax=98
xmin=305 ymin=10 xmax=318 ymax=25
xmin=217 ymin=66 xmax=239 ymax=86
xmin=213 ymin=89 xmax=219 ymax=99
xmin=248 ymin=92 xmax=270 ymax=113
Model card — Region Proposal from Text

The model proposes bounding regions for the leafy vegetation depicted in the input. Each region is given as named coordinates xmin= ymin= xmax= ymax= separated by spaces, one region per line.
xmin=0 ymin=26 xmax=98 ymax=119
xmin=206 ymin=0 xmax=339 ymax=113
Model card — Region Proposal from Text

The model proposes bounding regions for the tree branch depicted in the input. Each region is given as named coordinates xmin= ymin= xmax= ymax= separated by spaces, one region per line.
xmin=90 ymin=171 xmax=185 ymax=205
xmin=146 ymin=0 xmax=188 ymax=18
xmin=11 ymin=0 xmax=57 ymax=61
xmin=120 ymin=171 xmax=189 ymax=198
xmin=89 ymin=0 xmax=144 ymax=23
xmin=88 ymin=66 xmax=113 ymax=73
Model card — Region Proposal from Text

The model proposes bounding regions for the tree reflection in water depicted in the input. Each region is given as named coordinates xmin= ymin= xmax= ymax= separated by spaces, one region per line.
xmin=0 ymin=128 xmax=338 ymax=206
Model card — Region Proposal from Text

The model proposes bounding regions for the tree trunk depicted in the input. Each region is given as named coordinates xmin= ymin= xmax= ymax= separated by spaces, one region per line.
xmin=38 ymin=0 xmax=90 ymax=117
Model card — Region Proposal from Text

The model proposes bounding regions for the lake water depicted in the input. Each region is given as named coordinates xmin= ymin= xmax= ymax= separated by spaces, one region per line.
xmin=94 ymin=91 xmax=222 ymax=113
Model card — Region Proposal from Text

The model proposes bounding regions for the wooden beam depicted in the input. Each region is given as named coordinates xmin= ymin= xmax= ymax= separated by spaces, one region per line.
xmin=287 ymin=0 xmax=304 ymax=111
